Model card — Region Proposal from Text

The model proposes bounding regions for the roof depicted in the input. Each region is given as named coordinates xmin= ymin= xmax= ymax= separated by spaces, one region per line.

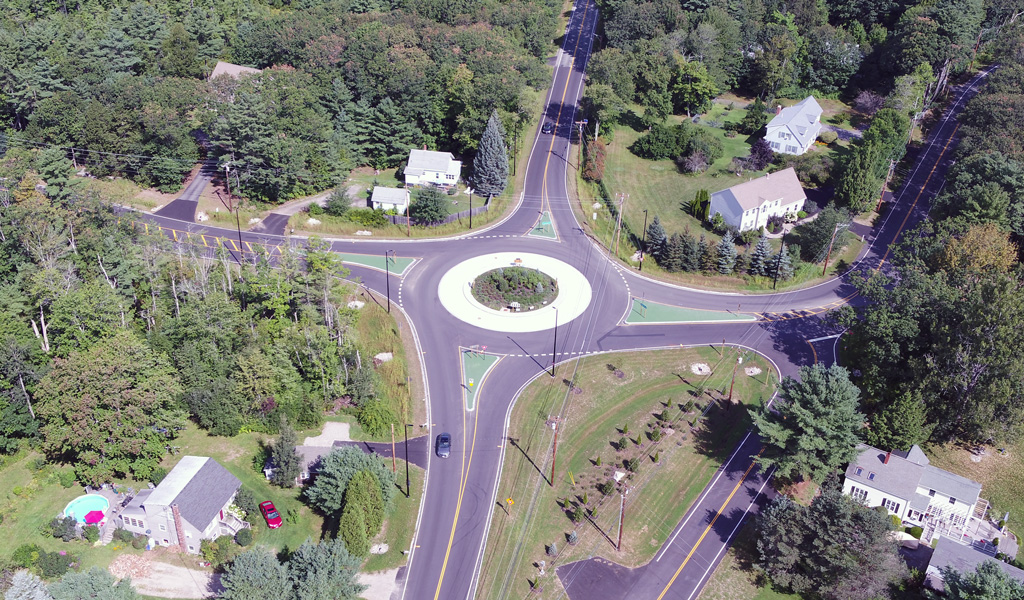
xmin=209 ymin=61 xmax=262 ymax=80
xmin=845 ymin=444 xmax=922 ymax=501
xmin=926 ymin=536 xmax=1024 ymax=590
xmin=767 ymin=96 xmax=823 ymax=148
xmin=910 ymin=492 xmax=933 ymax=513
xmin=709 ymin=167 xmax=806 ymax=221
xmin=146 ymin=456 xmax=241 ymax=529
xmin=405 ymin=149 xmax=459 ymax=176
xmin=371 ymin=187 xmax=409 ymax=204
xmin=895 ymin=445 xmax=930 ymax=466
xmin=920 ymin=466 xmax=982 ymax=506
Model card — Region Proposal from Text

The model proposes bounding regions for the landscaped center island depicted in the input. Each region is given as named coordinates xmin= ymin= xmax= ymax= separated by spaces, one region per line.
xmin=471 ymin=266 xmax=558 ymax=311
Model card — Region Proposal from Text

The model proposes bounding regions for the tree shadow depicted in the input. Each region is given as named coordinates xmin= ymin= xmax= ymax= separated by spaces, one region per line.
xmin=690 ymin=400 xmax=754 ymax=465
xmin=509 ymin=436 xmax=549 ymax=486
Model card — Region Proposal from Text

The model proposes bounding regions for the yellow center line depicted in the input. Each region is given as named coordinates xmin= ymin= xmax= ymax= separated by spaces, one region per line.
xmin=433 ymin=355 xmax=482 ymax=600
xmin=655 ymin=448 xmax=765 ymax=600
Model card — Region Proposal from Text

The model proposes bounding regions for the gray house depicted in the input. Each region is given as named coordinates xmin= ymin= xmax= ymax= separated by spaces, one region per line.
xmin=263 ymin=445 xmax=329 ymax=487
xmin=765 ymin=96 xmax=823 ymax=155
xmin=118 ymin=456 xmax=247 ymax=554
xmin=925 ymin=536 xmax=1024 ymax=592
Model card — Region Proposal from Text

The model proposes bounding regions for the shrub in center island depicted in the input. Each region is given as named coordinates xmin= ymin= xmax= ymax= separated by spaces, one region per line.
xmin=471 ymin=266 xmax=558 ymax=311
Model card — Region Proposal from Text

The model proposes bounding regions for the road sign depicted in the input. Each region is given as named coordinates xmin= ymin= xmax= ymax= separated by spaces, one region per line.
xmin=507 ymin=498 xmax=514 ymax=505
xmin=468 ymin=378 xmax=474 ymax=388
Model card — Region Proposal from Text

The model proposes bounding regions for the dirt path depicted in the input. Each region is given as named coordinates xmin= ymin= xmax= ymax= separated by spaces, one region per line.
xmin=358 ymin=568 xmax=400 ymax=600
xmin=304 ymin=421 xmax=352 ymax=446
xmin=129 ymin=560 xmax=221 ymax=599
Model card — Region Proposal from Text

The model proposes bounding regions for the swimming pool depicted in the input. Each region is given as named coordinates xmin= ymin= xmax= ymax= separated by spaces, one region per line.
xmin=63 ymin=494 xmax=110 ymax=524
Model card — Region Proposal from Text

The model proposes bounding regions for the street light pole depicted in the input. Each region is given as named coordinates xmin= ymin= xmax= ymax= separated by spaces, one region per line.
xmin=639 ymin=209 xmax=649 ymax=272
xmin=822 ymin=223 xmax=842 ymax=276
xmin=384 ymin=250 xmax=392 ymax=313
xmin=225 ymin=163 xmax=244 ymax=263
xmin=469 ymin=191 xmax=473 ymax=229
xmin=404 ymin=424 xmax=411 ymax=498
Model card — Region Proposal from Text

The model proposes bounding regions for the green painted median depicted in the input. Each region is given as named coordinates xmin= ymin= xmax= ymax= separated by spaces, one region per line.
xmin=624 ymin=297 xmax=757 ymax=324
xmin=462 ymin=348 xmax=501 ymax=411
xmin=336 ymin=253 xmax=415 ymax=275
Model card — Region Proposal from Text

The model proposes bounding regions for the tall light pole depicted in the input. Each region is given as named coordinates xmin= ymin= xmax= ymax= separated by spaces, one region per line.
xmin=469 ymin=191 xmax=473 ymax=229
xmin=639 ymin=209 xmax=649 ymax=272
xmin=551 ymin=308 xmax=559 ymax=374
xmin=822 ymin=223 xmax=843 ymax=276
xmin=383 ymin=250 xmax=396 ymax=313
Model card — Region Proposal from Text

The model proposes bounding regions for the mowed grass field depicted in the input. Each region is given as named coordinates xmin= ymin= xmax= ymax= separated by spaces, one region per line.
xmin=476 ymin=347 xmax=778 ymax=600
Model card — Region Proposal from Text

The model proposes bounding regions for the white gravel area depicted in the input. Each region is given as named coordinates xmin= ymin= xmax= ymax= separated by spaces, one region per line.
xmin=358 ymin=568 xmax=400 ymax=600
xmin=130 ymin=561 xmax=220 ymax=599
xmin=304 ymin=421 xmax=351 ymax=446
xmin=691 ymin=363 xmax=711 ymax=375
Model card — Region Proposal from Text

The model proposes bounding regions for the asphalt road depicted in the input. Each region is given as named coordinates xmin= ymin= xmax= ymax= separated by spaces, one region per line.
xmin=130 ymin=9 xmax=997 ymax=597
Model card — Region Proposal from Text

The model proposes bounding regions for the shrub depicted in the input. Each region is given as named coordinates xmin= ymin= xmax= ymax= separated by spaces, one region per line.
xmin=307 ymin=203 xmax=324 ymax=216
xmin=13 ymin=543 xmax=43 ymax=568
xmin=683 ymin=400 xmax=695 ymax=413
xmin=568 ymin=530 xmax=579 ymax=545
xmin=618 ymin=436 xmax=628 ymax=451
xmin=571 ymin=505 xmax=586 ymax=523
xmin=818 ymin=130 xmax=838 ymax=144
xmin=131 ymin=535 xmax=146 ymax=550
xmin=48 ymin=516 xmax=78 ymax=542
xmin=113 ymin=528 xmax=134 ymax=543
xmin=150 ymin=466 xmax=168 ymax=486
xmin=598 ymin=481 xmax=614 ymax=496
xmin=324 ymin=188 xmax=352 ymax=217
xmin=346 ymin=208 xmax=390 ymax=227
xmin=82 ymin=525 xmax=100 ymax=543
xmin=37 ymin=550 xmax=74 ymax=578
xmin=57 ymin=470 xmax=77 ymax=488
xmin=32 ymin=456 xmax=48 ymax=471
xmin=649 ymin=429 xmax=663 ymax=442
xmin=235 ymin=528 xmax=253 ymax=547
xmin=547 ymin=543 xmax=558 ymax=556
xmin=234 ymin=487 xmax=259 ymax=519
xmin=358 ymin=399 xmax=398 ymax=438
xmin=797 ymin=210 xmax=807 ymax=218
xmin=994 ymin=537 xmax=1000 ymax=547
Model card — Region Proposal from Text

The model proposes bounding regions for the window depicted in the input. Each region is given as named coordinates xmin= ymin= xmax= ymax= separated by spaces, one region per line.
xmin=778 ymin=132 xmax=786 ymax=139
xmin=770 ymin=142 xmax=780 ymax=150
xmin=188 ymin=545 xmax=195 ymax=552
xmin=850 ymin=486 xmax=868 ymax=502
xmin=949 ymin=497 xmax=957 ymax=504
xmin=868 ymin=472 xmax=876 ymax=481
xmin=163 ymin=539 xmax=169 ymax=546
xmin=186 ymin=531 xmax=192 ymax=538
xmin=159 ymin=524 xmax=166 ymax=531
xmin=882 ymin=498 xmax=901 ymax=513
xmin=786 ymin=145 xmax=798 ymax=153
xmin=928 ymin=489 xmax=936 ymax=497
xmin=855 ymin=467 xmax=863 ymax=476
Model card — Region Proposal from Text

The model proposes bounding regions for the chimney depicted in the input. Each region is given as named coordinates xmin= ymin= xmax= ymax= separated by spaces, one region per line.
xmin=776 ymin=105 xmax=783 ymax=115
xmin=170 ymin=504 xmax=187 ymax=552
xmin=884 ymin=451 xmax=891 ymax=465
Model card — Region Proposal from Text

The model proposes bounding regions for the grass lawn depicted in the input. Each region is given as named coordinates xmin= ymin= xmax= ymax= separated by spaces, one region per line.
xmin=697 ymin=520 xmax=798 ymax=600
xmin=925 ymin=440 xmax=1024 ymax=537
xmin=476 ymin=347 xmax=777 ymax=600
xmin=364 ymin=463 xmax=424 ymax=572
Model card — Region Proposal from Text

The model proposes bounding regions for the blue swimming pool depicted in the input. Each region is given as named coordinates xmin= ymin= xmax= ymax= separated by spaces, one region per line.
xmin=63 ymin=494 xmax=109 ymax=524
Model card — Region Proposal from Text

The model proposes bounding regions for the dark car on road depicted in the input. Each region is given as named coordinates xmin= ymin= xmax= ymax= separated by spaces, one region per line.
xmin=542 ymin=122 xmax=555 ymax=134
xmin=436 ymin=433 xmax=452 ymax=458
xmin=259 ymin=500 xmax=283 ymax=529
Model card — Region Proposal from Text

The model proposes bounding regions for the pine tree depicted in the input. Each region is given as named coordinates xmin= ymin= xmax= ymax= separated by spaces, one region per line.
xmin=866 ymin=392 xmax=929 ymax=452
xmin=690 ymin=189 xmax=711 ymax=221
xmin=338 ymin=501 xmax=370 ymax=556
xmin=271 ymin=418 xmax=301 ymax=488
xmin=5 ymin=570 xmax=52 ymax=600
xmin=664 ymin=233 xmax=684 ymax=272
xmin=646 ymin=216 xmax=667 ymax=264
xmin=773 ymin=247 xmax=795 ymax=281
xmin=472 ymin=109 xmax=509 ymax=197
xmin=160 ymin=23 xmax=201 ymax=78
xmin=681 ymin=231 xmax=699 ymax=272
xmin=697 ymin=235 xmax=711 ymax=272
xmin=717 ymin=231 xmax=737 ymax=274
xmin=289 ymin=538 xmax=366 ymax=600
xmin=748 ymin=235 xmax=772 ymax=276
xmin=219 ymin=549 xmax=292 ymax=600
xmin=740 ymin=97 xmax=768 ymax=135
xmin=36 ymin=147 xmax=81 ymax=204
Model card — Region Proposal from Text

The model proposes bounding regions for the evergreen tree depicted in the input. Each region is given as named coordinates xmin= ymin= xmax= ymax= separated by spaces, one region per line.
xmin=943 ymin=561 xmax=1024 ymax=600
xmin=646 ymin=216 xmax=667 ymax=264
xmin=697 ymin=234 xmax=711 ymax=272
xmin=346 ymin=470 xmax=385 ymax=537
xmin=49 ymin=567 xmax=139 ymax=600
xmin=472 ymin=110 xmax=509 ymax=197
xmin=289 ymin=538 xmax=366 ymax=600
xmin=751 ymin=364 xmax=865 ymax=482
xmin=681 ymin=231 xmax=699 ymax=272
xmin=271 ymin=418 xmax=302 ymax=488
xmin=740 ymin=97 xmax=768 ymax=135
xmin=717 ymin=231 xmax=737 ymax=274
xmin=747 ymin=138 xmax=774 ymax=171
xmin=411 ymin=188 xmax=448 ymax=225
xmin=219 ymin=549 xmax=293 ymax=600
xmin=5 ymin=570 xmax=52 ymax=600
xmin=773 ymin=247 xmax=795 ymax=281
xmin=664 ymin=233 xmax=684 ymax=272
xmin=304 ymin=447 xmax=395 ymax=516
xmin=160 ymin=23 xmax=201 ymax=78
xmin=690 ymin=189 xmax=711 ymax=221
xmin=866 ymin=392 xmax=929 ymax=452
xmin=36 ymin=148 xmax=81 ymax=204
xmin=747 ymin=235 xmax=772 ymax=276
xmin=338 ymin=500 xmax=369 ymax=556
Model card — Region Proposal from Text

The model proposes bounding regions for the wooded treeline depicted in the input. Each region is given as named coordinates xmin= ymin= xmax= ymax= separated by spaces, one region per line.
xmin=0 ymin=0 xmax=558 ymax=201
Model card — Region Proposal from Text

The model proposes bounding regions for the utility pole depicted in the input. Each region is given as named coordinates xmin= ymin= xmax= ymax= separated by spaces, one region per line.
xmin=639 ymin=209 xmax=649 ymax=272
xmin=225 ymin=162 xmax=244 ymax=262
xmin=550 ymin=419 xmax=561 ymax=487
xmin=772 ymin=230 xmax=787 ymax=290
xmin=390 ymin=423 xmax=397 ymax=473
xmin=617 ymin=489 xmax=628 ymax=550
xmin=469 ymin=191 xmax=473 ymax=229
xmin=550 ymin=307 xmax=558 ymax=377
xmin=614 ymin=193 xmax=628 ymax=256
xmin=876 ymin=159 xmax=896 ymax=212
xmin=384 ymin=250 xmax=392 ymax=313
xmin=407 ymin=203 xmax=411 ymax=237
xmin=512 ymin=124 xmax=518 ymax=176
xmin=404 ymin=423 xmax=411 ymax=497
xmin=577 ymin=122 xmax=584 ymax=168
xmin=728 ymin=356 xmax=743 ymax=402
xmin=822 ymin=223 xmax=843 ymax=276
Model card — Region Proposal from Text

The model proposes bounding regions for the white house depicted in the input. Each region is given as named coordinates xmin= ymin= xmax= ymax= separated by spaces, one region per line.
xmin=371 ymin=187 xmax=410 ymax=213
xmin=843 ymin=444 xmax=982 ymax=542
xmin=765 ymin=96 xmax=823 ymax=155
xmin=404 ymin=149 xmax=461 ymax=188
xmin=708 ymin=167 xmax=806 ymax=232
xmin=118 ymin=456 xmax=247 ymax=554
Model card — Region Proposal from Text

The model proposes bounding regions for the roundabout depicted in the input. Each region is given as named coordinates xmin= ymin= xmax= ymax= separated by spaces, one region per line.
xmin=437 ymin=252 xmax=592 ymax=333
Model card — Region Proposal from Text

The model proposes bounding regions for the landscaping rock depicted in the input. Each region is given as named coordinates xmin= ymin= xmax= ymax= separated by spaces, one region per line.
xmin=690 ymin=363 xmax=711 ymax=375
xmin=374 ymin=352 xmax=393 ymax=363
xmin=744 ymin=366 xmax=762 ymax=376
xmin=306 ymin=218 xmax=321 ymax=226
xmin=613 ymin=470 xmax=626 ymax=482
xmin=370 ymin=543 xmax=389 ymax=555
xmin=347 ymin=301 xmax=365 ymax=309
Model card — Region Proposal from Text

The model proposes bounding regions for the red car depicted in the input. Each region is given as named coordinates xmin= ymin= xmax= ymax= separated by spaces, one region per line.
xmin=259 ymin=501 xmax=283 ymax=529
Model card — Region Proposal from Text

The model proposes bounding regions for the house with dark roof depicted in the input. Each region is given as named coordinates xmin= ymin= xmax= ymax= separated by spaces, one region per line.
xmin=843 ymin=444 xmax=982 ymax=542
xmin=404 ymin=149 xmax=461 ymax=188
xmin=263 ymin=445 xmax=330 ymax=487
xmin=708 ymin=167 xmax=806 ymax=232
xmin=118 ymin=456 xmax=246 ymax=554
xmin=765 ymin=96 xmax=823 ymax=155
xmin=925 ymin=536 xmax=1024 ymax=592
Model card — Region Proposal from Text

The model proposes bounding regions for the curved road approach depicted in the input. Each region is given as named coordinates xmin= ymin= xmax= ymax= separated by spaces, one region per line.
xmin=135 ymin=4 xmax=995 ymax=597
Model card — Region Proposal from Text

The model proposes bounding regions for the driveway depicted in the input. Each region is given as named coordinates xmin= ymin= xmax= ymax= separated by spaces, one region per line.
xmin=129 ymin=560 xmax=221 ymax=599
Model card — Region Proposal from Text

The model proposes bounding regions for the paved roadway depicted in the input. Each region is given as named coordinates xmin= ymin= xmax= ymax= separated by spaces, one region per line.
xmin=130 ymin=5 xmax=997 ymax=597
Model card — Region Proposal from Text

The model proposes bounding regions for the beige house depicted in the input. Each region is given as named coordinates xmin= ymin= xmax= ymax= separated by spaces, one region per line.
xmin=708 ymin=168 xmax=806 ymax=232
xmin=118 ymin=456 xmax=247 ymax=554
xmin=209 ymin=61 xmax=262 ymax=81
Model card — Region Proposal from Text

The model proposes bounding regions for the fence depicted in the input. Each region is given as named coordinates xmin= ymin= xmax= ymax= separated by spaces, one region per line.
xmin=385 ymin=195 xmax=492 ymax=226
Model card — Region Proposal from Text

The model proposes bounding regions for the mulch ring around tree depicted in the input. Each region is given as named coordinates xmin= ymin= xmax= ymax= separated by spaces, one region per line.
xmin=471 ymin=266 xmax=558 ymax=311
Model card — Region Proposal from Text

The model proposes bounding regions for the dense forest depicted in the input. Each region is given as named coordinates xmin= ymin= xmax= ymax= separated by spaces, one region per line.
xmin=0 ymin=0 xmax=559 ymax=201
